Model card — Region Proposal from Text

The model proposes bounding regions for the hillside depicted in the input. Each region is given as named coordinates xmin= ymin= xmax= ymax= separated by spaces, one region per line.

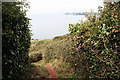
xmin=28 ymin=34 xmax=81 ymax=78
xmin=28 ymin=2 xmax=120 ymax=78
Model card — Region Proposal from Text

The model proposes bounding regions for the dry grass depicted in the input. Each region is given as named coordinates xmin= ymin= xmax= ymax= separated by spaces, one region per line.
xmin=28 ymin=34 xmax=78 ymax=78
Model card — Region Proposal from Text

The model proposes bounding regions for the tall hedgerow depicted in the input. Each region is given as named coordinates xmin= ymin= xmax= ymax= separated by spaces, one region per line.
xmin=2 ymin=2 xmax=31 ymax=78
xmin=69 ymin=2 xmax=120 ymax=78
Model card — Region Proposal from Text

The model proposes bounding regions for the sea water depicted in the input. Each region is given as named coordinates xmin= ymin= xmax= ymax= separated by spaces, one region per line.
xmin=28 ymin=13 xmax=86 ymax=40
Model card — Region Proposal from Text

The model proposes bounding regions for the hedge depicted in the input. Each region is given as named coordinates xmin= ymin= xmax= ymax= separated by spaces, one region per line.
xmin=2 ymin=2 xmax=31 ymax=78
xmin=69 ymin=2 xmax=120 ymax=78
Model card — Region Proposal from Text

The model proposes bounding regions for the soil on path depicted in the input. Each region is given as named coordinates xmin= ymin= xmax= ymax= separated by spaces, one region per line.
xmin=28 ymin=62 xmax=58 ymax=79
xmin=44 ymin=64 xmax=58 ymax=78
xmin=30 ymin=65 xmax=49 ymax=79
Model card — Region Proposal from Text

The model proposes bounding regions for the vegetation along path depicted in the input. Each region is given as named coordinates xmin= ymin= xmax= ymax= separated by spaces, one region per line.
xmin=44 ymin=64 xmax=58 ymax=78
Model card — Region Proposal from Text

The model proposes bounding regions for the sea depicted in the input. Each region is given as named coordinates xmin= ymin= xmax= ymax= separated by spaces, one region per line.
xmin=28 ymin=13 xmax=86 ymax=40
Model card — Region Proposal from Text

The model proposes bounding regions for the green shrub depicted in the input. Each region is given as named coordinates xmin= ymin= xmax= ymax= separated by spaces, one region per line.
xmin=44 ymin=46 xmax=53 ymax=62
xmin=2 ymin=2 xmax=31 ymax=78
xmin=69 ymin=2 xmax=120 ymax=78
xmin=29 ymin=52 xmax=42 ymax=63
xmin=44 ymin=34 xmax=72 ymax=63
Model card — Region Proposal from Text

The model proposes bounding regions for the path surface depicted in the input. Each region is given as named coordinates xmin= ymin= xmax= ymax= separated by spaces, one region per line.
xmin=30 ymin=65 xmax=49 ymax=78
xmin=44 ymin=64 xmax=58 ymax=78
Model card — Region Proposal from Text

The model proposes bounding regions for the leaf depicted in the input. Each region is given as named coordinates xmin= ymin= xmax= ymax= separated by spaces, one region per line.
xmin=106 ymin=62 xmax=110 ymax=65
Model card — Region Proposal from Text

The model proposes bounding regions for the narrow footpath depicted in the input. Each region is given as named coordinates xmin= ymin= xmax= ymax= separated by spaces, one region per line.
xmin=44 ymin=64 xmax=58 ymax=78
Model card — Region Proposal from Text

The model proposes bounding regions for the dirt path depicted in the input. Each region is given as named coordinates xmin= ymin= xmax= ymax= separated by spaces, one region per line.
xmin=30 ymin=65 xmax=49 ymax=79
xmin=44 ymin=64 xmax=58 ymax=78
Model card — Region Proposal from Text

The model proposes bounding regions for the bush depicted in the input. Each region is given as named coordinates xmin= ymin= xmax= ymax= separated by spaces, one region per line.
xmin=44 ymin=34 xmax=72 ymax=63
xmin=29 ymin=53 xmax=42 ymax=63
xmin=69 ymin=2 xmax=120 ymax=78
xmin=2 ymin=2 xmax=31 ymax=78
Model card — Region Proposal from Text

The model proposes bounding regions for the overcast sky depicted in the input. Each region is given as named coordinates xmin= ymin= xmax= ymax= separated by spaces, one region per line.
xmin=27 ymin=0 xmax=104 ymax=15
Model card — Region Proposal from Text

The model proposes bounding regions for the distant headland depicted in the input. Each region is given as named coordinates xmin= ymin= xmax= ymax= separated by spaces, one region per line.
xmin=65 ymin=12 xmax=98 ymax=15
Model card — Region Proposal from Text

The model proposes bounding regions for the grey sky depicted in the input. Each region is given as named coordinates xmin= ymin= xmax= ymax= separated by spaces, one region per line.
xmin=27 ymin=0 xmax=104 ymax=40
xmin=27 ymin=0 xmax=104 ymax=14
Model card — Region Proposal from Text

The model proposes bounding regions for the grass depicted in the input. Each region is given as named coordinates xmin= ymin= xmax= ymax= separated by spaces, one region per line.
xmin=41 ymin=67 xmax=48 ymax=74
xmin=29 ymin=34 xmax=72 ymax=64
xmin=61 ymin=63 xmax=67 ymax=68
xmin=28 ymin=34 xmax=83 ymax=78
xmin=28 ymin=62 xmax=49 ymax=78
xmin=29 ymin=39 xmax=51 ymax=56
xmin=68 ymin=73 xmax=76 ymax=78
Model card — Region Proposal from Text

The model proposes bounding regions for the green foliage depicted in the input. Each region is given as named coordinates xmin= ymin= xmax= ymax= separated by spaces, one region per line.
xmin=2 ymin=2 xmax=31 ymax=78
xmin=68 ymin=73 xmax=77 ymax=78
xmin=29 ymin=52 xmax=42 ymax=63
xmin=69 ymin=2 xmax=120 ymax=78
xmin=44 ymin=34 xmax=72 ymax=63
xmin=29 ymin=35 xmax=83 ymax=78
